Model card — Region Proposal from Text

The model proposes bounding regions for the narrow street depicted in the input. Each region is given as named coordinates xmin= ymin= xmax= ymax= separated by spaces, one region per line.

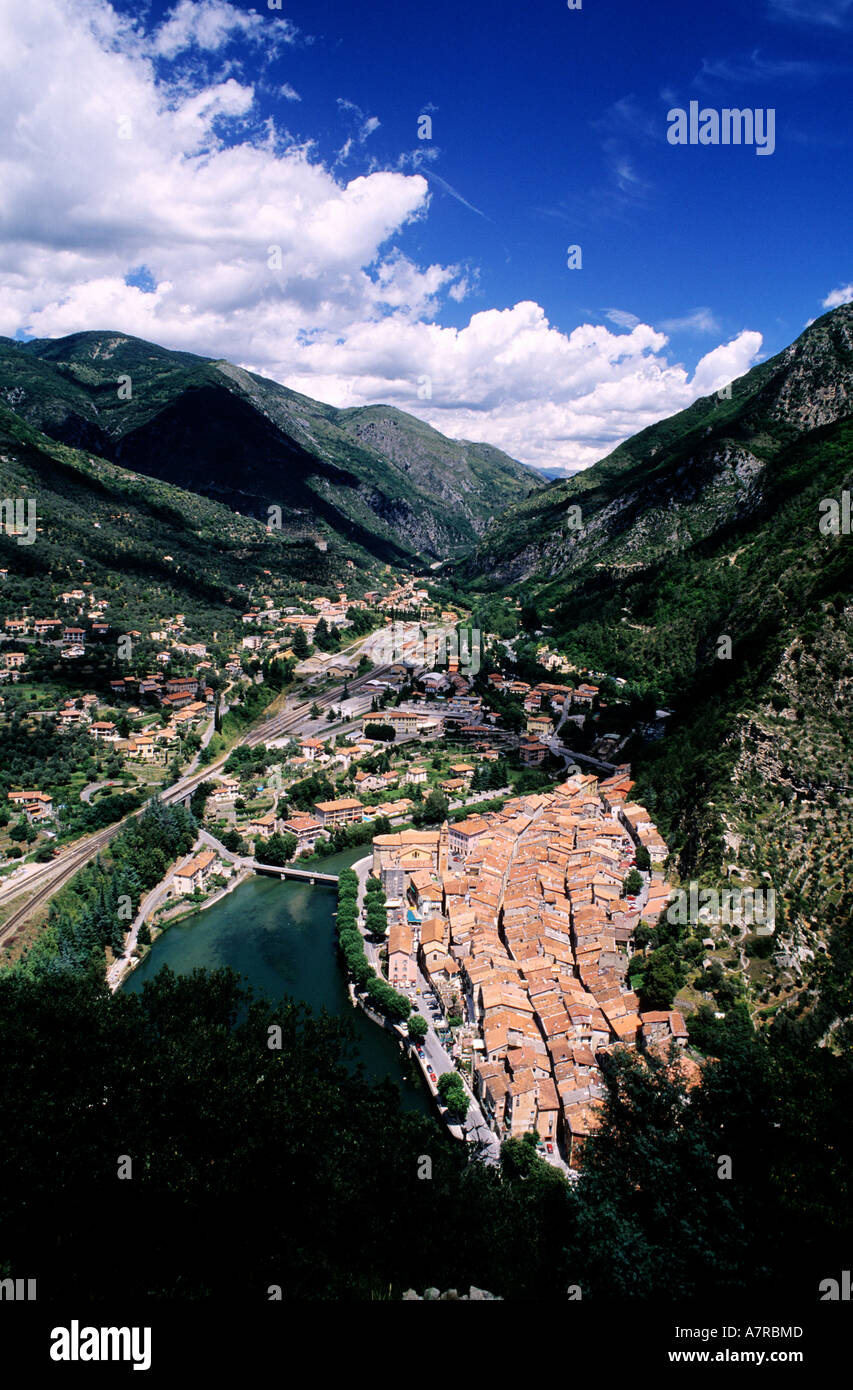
xmin=351 ymin=853 xmax=500 ymax=1164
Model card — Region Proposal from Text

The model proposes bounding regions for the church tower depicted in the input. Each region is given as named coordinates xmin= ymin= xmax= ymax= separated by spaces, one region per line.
xmin=438 ymin=819 xmax=449 ymax=876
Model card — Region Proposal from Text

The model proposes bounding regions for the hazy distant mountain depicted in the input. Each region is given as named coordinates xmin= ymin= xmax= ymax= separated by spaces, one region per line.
xmin=536 ymin=466 xmax=582 ymax=481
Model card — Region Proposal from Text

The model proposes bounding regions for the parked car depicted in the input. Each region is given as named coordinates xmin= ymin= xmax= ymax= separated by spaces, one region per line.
xmin=546 ymin=1143 xmax=554 ymax=1155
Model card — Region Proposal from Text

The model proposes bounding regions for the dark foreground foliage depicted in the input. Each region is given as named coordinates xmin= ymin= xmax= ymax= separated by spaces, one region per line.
xmin=0 ymin=965 xmax=850 ymax=1301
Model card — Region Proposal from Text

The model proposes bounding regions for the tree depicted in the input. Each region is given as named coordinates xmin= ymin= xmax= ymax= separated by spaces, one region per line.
xmin=638 ymin=950 xmax=682 ymax=1011
xmin=500 ymin=705 xmax=525 ymax=734
xmin=363 ymin=722 xmax=395 ymax=742
xmin=255 ymin=832 xmax=297 ymax=866
xmin=365 ymin=886 xmax=388 ymax=937
xmin=407 ymin=1014 xmax=428 ymax=1043
xmin=634 ymin=920 xmax=654 ymax=951
xmin=413 ymin=791 xmax=448 ymax=827
xmin=520 ymin=603 xmax=540 ymax=634
xmin=291 ymin=627 xmax=310 ymax=658
xmin=501 ymin=1132 xmax=553 ymax=1181
xmin=365 ymin=976 xmax=411 ymax=1023
xmin=437 ymin=1071 xmax=469 ymax=1120
xmin=564 ymin=1045 xmax=763 ymax=1299
xmin=622 ymin=868 xmax=643 ymax=897
xmin=310 ymin=703 xmax=321 ymax=719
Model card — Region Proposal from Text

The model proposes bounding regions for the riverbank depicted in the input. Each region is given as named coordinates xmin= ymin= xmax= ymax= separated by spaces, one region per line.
xmin=109 ymin=864 xmax=253 ymax=990
xmin=120 ymin=850 xmax=432 ymax=1111
xmin=338 ymin=855 xmax=496 ymax=1152
xmin=345 ymin=975 xmax=466 ymax=1140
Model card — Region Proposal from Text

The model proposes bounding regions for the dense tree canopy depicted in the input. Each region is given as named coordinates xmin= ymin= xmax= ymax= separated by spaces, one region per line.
xmin=0 ymin=961 xmax=850 ymax=1301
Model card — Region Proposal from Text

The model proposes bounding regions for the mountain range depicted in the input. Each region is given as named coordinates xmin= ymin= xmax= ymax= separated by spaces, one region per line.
xmin=0 ymin=332 xmax=542 ymax=566
xmin=3 ymin=308 xmax=853 ymax=1040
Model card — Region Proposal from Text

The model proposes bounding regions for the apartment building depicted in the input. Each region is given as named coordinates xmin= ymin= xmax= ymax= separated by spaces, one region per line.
xmin=313 ymin=798 xmax=363 ymax=829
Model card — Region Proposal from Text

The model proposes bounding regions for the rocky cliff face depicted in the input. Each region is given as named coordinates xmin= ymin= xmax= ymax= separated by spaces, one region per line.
xmin=464 ymin=304 xmax=853 ymax=586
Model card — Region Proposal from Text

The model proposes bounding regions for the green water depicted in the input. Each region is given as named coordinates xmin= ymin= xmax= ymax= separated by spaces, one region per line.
xmin=123 ymin=846 xmax=430 ymax=1113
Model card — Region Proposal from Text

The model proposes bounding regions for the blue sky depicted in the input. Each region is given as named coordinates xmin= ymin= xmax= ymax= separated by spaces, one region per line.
xmin=0 ymin=0 xmax=850 ymax=472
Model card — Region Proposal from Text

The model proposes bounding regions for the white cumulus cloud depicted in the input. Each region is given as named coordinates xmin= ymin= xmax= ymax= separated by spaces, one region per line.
xmin=152 ymin=0 xmax=297 ymax=60
xmin=0 ymin=0 xmax=766 ymax=475
xmin=823 ymin=284 xmax=853 ymax=308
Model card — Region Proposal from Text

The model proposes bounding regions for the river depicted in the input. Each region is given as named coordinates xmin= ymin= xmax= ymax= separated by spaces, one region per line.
xmin=123 ymin=846 xmax=431 ymax=1114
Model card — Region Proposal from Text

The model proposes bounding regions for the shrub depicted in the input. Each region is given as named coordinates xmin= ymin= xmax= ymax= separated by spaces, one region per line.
xmin=744 ymin=933 xmax=775 ymax=959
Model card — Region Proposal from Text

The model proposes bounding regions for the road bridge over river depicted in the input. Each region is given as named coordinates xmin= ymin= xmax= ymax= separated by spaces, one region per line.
xmin=251 ymin=863 xmax=338 ymax=886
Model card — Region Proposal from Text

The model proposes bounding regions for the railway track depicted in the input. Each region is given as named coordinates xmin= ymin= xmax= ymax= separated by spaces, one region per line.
xmin=0 ymin=823 xmax=124 ymax=948
xmin=0 ymin=663 xmax=392 ymax=949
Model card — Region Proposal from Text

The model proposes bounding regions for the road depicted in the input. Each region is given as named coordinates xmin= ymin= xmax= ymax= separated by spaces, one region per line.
xmin=106 ymin=869 xmax=180 ymax=990
xmin=106 ymin=826 xmax=257 ymax=989
xmin=0 ymin=662 xmax=392 ymax=951
xmin=351 ymin=855 xmax=500 ymax=1164
xmin=80 ymin=779 xmax=123 ymax=805
xmin=407 ymin=983 xmax=500 ymax=1162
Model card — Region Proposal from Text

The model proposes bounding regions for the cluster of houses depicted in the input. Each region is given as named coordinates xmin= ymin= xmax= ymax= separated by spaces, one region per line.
xmin=107 ymin=672 xmax=214 ymax=712
xmin=372 ymin=770 xmax=687 ymax=1165
xmin=0 ymin=582 xmax=211 ymax=682
xmin=365 ymin=578 xmax=436 ymax=616
xmin=238 ymin=590 xmax=363 ymax=675
xmin=486 ymin=673 xmax=606 ymax=766
xmin=200 ymin=709 xmax=510 ymax=857
xmin=241 ymin=587 xmax=358 ymax=636
xmin=170 ymin=848 xmax=231 ymax=898
xmin=1 ymin=611 xmax=106 ymax=674
xmin=50 ymin=675 xmax=213 ymax=766
xmin=7 ymin=789 xmax=54 ymax=825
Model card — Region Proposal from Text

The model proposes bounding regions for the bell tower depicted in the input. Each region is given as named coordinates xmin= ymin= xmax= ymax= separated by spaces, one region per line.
xmin=438 ymin=819 xmax=449 ymax=876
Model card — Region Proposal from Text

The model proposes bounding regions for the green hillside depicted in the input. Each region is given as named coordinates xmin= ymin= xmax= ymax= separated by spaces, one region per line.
xmin=461 ymin=305 xmax=853 ymax=1043
xmin=0 ymin=331 xmax=543 ymax=565
xmin=0 ymin=399 xmax=343 ymax=643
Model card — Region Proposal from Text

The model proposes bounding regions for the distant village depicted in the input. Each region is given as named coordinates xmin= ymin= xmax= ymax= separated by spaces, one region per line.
xmin=0 ymin=560 xmax=654 ymax=854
